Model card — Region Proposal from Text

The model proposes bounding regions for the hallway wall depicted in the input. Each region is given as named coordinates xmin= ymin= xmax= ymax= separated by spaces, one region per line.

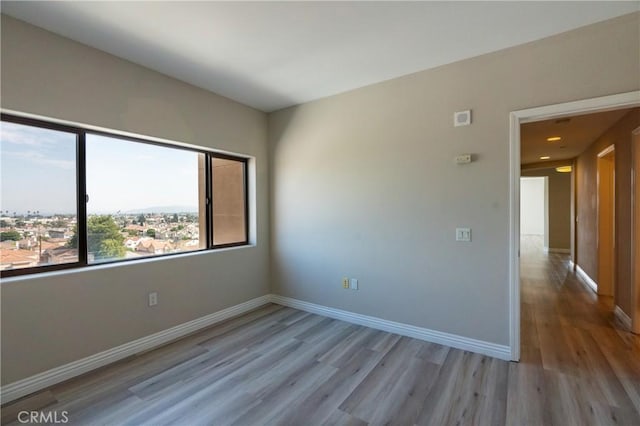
xmin=576 ymin=108 xmax=640 ymax=316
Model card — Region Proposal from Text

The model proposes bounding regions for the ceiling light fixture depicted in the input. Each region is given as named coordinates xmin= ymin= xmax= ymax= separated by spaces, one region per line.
xmin=547 ymin=136 xmax=562 ymax=142
xmin=540 ymin=156 xmax=551 ymax=160
xmin=556 ymin=166 xmax=572 ymax=173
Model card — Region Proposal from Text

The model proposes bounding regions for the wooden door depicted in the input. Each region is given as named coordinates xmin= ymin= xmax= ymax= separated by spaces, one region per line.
xmin=597 ymin=146 xmax=615 ymax=297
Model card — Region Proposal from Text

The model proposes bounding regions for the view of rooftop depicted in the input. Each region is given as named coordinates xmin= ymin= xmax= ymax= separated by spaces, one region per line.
xmin=0 ymin=211 xmax=203 ymax=271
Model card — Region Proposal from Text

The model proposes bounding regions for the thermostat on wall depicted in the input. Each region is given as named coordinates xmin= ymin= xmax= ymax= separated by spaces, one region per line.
xmin=454 ymin=110 xmax=472 ymax=127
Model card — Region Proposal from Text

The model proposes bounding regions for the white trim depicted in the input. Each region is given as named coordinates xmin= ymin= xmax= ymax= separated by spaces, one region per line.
xmin=3 ymin=292 xmax=514 ymax=404
xmin=270 ymin=295 xmax=511 ymax=361
xmin=0 ymin=295 xmax=272 ymax=404
xmin=614 ymin=306 xmax=632 ymax=330
xmin=576 ymin=264 xmax=598 ymax=294
xmin=509 ymin=91 xmax=640 ymax=363
xmin=597 ymin=144 xmax=615 ymax=158
xmin=509 ymin=109 xmax=522 ymax=362
xmin=548 ymin=248 xmax=571 ymax=254
xmin=516 ymin=92 xmax=640 ymax=124
xmin=1 ymin=244 xmax=255 ymax=284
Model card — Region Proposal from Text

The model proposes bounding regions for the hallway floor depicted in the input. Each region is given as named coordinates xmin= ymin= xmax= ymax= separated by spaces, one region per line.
xmin=517 ymin=235 xmax=640 ymax=425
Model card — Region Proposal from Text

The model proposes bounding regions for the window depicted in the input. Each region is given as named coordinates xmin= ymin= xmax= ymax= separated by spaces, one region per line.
xmin=212 ymin=157 xmax=247 ymax=246
xmin=0 ymin=119 xmax=81 ymax=272
xmin=0 ymin=114 xmax=249 ymax=277
xmin=86 ymin=134 xmax=206 ymax=263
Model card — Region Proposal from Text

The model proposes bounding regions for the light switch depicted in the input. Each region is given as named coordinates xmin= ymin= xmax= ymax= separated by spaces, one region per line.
xmin=456 ymin=228 xmax=471 ymax=242
xmin=350 ymin=278 xmax=358 ymax=290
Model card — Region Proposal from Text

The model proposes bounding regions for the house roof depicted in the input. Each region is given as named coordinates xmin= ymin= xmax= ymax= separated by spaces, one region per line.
xmin=0 ymin=249 xmax=38 ymax=264
xmin=40 ymin=240 xmax=66 ymax=250
xmin=138 ymin=240 xmax=173 ymax=251
xmin=0 ymin=241 xmax=18 ymax=250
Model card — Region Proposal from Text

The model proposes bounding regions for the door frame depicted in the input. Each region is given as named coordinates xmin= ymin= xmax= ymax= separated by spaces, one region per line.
xmin=508 ymin=91 xmax=639 ymax=361
xmin=632 ymin=126 xmax=640 ymax=334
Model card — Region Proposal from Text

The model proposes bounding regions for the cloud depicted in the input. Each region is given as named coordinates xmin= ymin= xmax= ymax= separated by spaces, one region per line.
xmin=1 ymin=127 xmax=45 ymax=147
xmin=3 ymin=150 xmax=75 ymax=171
xmin=1 ymin=122 xmax=74 ymax=148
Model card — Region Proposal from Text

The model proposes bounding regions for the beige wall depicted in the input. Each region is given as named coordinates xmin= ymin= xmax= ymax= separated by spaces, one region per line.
xmin=269 ymin=13 xmax=640 ymax=345
xmin=576 ymin=108 xmax=640 ymax=316
xmin=0 ymin=15 xmax=269 ymax=384
xmin=2 ymin=11 xmax=640 ymax=385
xmin=522 ymin=168 xmax=572 ymax=250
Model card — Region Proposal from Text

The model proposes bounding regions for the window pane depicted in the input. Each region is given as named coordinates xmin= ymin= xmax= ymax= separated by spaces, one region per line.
xmin=212 ymin=158 xmax=247 ymax=245
xmin=86 ymin=134 xmax=205 ymax=263
xmin=0 ymin=121 xmax=78 ymax=271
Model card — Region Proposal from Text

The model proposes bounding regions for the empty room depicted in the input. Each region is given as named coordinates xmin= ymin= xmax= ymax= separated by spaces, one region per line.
xmin=1 ymin=2 xmax=639 ymax=425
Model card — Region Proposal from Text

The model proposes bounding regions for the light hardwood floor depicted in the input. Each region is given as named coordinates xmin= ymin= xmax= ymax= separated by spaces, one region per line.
xmin=2 ymin=238 xmax=639 ymax=425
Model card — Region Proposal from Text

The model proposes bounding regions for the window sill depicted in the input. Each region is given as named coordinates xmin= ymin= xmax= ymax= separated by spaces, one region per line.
xmin=0 ymin=244 xmax=255 ymax=283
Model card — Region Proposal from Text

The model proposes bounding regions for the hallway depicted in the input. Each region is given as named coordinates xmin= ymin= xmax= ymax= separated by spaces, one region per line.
xmin=517 ymin=236 xmax=640 ymax=424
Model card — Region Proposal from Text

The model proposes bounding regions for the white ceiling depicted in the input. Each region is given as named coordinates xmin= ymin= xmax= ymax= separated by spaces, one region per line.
xmin=2 ymin=1 xmax=638 ymax=112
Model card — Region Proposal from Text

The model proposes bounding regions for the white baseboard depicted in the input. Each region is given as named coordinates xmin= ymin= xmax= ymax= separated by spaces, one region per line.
xmin=1 ymin=294 xmax=272 ymax=404
xmin=576 ymin=264 xmax=598 ymax=293
xmin=548 ymin=248 xmax=570 ymax=254
xmin=270 ymin=295 xmax=511 ymax=361
xmin=614 ymin=306 xmax=632 ymax=330
xmin=3 ymin=292 xmax=514 ymax=404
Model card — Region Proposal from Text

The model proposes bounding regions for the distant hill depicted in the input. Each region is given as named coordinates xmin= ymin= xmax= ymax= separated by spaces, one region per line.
xmin=124 ymin=205 xmax=199 ymax=214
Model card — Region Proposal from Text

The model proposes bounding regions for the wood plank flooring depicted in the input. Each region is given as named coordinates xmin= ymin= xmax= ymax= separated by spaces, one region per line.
xmin=3 ymin=237 xmax=639 ymax=425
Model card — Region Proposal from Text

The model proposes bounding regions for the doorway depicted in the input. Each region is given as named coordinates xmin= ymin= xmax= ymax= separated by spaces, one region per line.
xmin=597 ymin=145 xmax=615 ymax=297
xmin=508 ymin=91 xmax=640 ymax=361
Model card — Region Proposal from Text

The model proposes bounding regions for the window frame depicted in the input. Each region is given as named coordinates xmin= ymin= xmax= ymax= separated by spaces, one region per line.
xmin=210 ymin=154 xmax=250 ymax=249
xmin=0 ymin=113 xmax=249 ymax=278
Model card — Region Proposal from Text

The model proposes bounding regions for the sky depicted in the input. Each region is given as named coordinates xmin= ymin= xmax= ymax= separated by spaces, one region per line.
xmin=85 ymin=134 xmax=200 ymax=214
xmin=1 ymin=121 xmax=77 ymax=216
xmin=1 ymin=121 xmax=200 ymax=216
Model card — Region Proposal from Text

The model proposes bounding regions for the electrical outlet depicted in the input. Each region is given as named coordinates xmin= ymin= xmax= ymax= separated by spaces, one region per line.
xmin=342 ymin=278 xmax=349 ymax=289
xmin=350 ymin=278 xmax=358 ymax=290
xmin=148 ymin=291 xmax=158 ymax=307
